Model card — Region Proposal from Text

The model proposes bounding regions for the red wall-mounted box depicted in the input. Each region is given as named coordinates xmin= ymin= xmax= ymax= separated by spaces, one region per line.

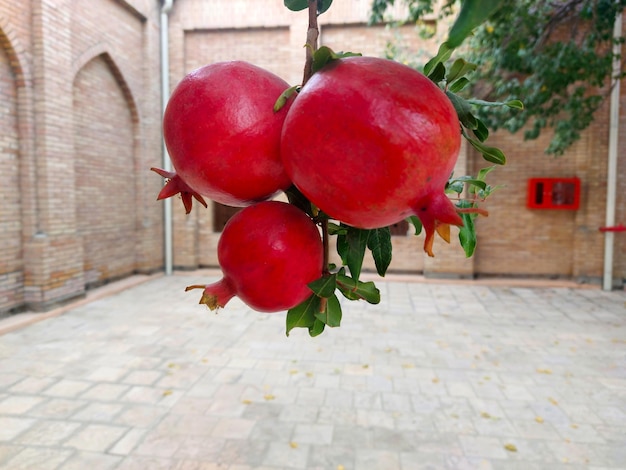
xmin=527 ymin=177 xmax=581 ymax=210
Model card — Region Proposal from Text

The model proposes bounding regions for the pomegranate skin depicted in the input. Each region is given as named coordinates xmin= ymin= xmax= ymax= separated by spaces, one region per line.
xmin=164 ymin=61 xmax=292 ymax=207
xmin=281 ymin=56 xmax=463 ymax=255
xmin=196 ymin=201 xmax=324 ymax=313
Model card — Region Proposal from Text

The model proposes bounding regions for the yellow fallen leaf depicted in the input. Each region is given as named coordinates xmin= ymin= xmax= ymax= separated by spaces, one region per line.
xmin=264 ymin=394 xmax=276 ymax=401
xmin=242 ymin=399 xmax=252 ymax=405
xmin=432 ymin=377 xmax=440 ymax=384
xmin=337 ymin=466 xmax=345 ymax=470
xmin=536 ymin=368 xmax=552 ymax=374
xmin=549 ymin=397 xmax=559 ymax=406
xmin=289 ymin=441 xmax=298 ymax=449
xmin=504 ymin=443 xmax=518 ymax=452
xmin=535 ymin=416 xmax=544 ymax=423
xmin=571 ymin=423 xmax=579 ymax=429
xmin=162 ymin=390 xmax=173 ymax=396
xmin=289 ymin=369 xmax=299 ymax=375
xmin=481 ymin=412 xmax=492 ymax=419
xmin=306 ymin=372 xmax=314 ymax=378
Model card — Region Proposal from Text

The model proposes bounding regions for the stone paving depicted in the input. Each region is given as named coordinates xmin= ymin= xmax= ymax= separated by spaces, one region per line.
xmin=0 ymin=272 xmax=624 ymax=470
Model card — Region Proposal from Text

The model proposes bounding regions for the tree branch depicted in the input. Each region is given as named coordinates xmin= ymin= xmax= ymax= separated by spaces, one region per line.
xmin=302 ymin=0 xmax=319 ymax=85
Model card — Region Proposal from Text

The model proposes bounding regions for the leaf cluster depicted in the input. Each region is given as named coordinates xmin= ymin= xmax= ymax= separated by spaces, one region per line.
xmin=369 ymin=0 xmax=626 ymax=155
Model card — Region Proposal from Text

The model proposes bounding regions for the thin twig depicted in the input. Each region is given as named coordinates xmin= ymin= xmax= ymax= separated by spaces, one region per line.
xmin=302 ymin=0 xmax=319 ymax=86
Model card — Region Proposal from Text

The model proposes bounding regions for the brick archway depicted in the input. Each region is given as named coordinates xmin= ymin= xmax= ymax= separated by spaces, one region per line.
xmin=72 ymin=53 xmax=139 ymax=287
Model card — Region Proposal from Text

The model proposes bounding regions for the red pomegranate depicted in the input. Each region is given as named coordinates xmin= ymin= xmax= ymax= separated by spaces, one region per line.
xmin=281 ymin=56 xmax=463 ymax=256
xmin=186 ymin=201 xmax=324 ymax=313
xmin=154 ymin=61 xmax=293 ymax=209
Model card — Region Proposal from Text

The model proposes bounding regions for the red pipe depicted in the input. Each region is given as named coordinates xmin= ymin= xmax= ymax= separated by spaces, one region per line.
xmin=599 ymin=224 xmax=626 ymax=232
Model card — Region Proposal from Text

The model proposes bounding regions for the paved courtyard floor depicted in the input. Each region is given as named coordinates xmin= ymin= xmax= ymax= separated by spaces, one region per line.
xmin=0 ymin=271 xmax=624 ymax=470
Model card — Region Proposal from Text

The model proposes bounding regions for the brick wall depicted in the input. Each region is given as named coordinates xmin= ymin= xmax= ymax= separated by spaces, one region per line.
xmin=0 ymin=0 xmax=164 ymax=314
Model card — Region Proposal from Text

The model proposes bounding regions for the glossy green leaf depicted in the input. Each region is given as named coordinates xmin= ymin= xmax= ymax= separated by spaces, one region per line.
xmin=446 ymin=59 xmax=477 ymax=83
xmin=312 ymin=46 xmax=362 ymax=73
xmin=286 ymin=294 xmax=320 ymax=336
xmin=340 ymin=227 xmax=370 ymax=281
xmin=457 ymin=200 xmax=478 ymax=257
xmin=448 ymin=77 xmax=470 ymax=93
xmin=427 ymin=62 xmax=446 ymax=83
xmin=284 ymin=0 xmax=308 ymax=11
xmin=284 ymin=0 xmax=333 ymax=14
xmin=424 ymin=42 xmax=453 ymax=76
xmin=308 ymin=318 xmax=326 ymax=337
xmin=467 ymin=98 xmax=525 ymax=109
xmin=367 ymin=227 xmax=392 ymax=277
xmin=308 ymin=274 xmax=337 ymax=298
xmin=464 ymin=132 xmax=507 ymax=165
xmin=407 ymin=216 xmax=423 ymax=235
xmin=336 ymin=274 xmax=381 ymax=304
xmin=446 ymin=91 xmax=478 ymax=130
xmin=273 ymin=85 xmax=300 ymax=112
xmin=315 ymin=293 xmax=342 ymax=327
xmin=447 ymin=0 xmax=504 ymax=48
xmin=472 ymin=119 xmax=490 ymax=142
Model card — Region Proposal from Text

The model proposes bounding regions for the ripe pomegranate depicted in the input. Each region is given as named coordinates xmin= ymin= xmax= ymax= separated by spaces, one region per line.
xmin=186 ymin=201 xmax=324 ymax=313
xmin=281 ymin=56 xmax=463 ymax=256
xmin=154 ymin=61 xmax=293 ymax=210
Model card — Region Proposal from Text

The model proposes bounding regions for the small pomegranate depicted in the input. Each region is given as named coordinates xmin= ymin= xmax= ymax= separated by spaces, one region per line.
xmin=154 ymin=61 xmax=293 ymax=210
xmin=281 ymin=56 xmax=463 ymax=256
xmin=186 ymin=201 xmax=324 ymax=313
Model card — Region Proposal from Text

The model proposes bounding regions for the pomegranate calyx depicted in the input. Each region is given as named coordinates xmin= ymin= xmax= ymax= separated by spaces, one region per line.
xmin=412 ymin=193 xmax=463 ymax=257
xmin=186 ymin=279 xmax=236 ymax=311
xmin=151 ymin=167 xmax=208 ymax=214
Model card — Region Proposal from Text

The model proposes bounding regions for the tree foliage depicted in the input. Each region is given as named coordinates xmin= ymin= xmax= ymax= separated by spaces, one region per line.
xmin=371 ymin=0 xmax=626 ymax=155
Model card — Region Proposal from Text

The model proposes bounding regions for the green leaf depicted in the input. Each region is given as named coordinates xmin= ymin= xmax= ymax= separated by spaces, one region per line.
xmin=336 ymin=274 xmax=381 ymax=304
xmin=424 ymin=42 xmax=453 ymax=76
xmin=308 ymin=273 xmax=337 ymax=298
xmin=448 ymin=77 xmax=470 ymax=93
xmin=446 ymin=91 xmax=478 ymax=130
xmin=318 ymin=0 xmax=333 ymax=14
xmin=427 ymin=62 xmax=446 ymax=83
xmin=446 ymin=58 xmax=477 ymax=83
xmin=472 ymin=119 xmax=490 ymax=142
xmin=447 ymin=0 xmax=505 ymax=49
xmin=308 ymin=318 xmax=326 ymax=337
xmin=273 ymin=85 xmax=300 ymax=112
xmin=284 ymin=0 xmax=308 ymax=11
xmin=341 ymin=226 xmax=370 ymax=281
xmin=505 ymin=99 xmax=524 ymax=110
xmin=467 ymin=98 xmax=525 ymax=109
xmin=312 ymin=46 xmax=362 ymax=74
xmin=367 ymin=227 xmax=392 ymax=277
xmin=315 ymin=293 xmax=342 ymax=327
xmin=464 ymin=132 xmax=507 ymax=165
xmin=457 ymin=200 xmax=478 ymax=257
xmin=407 ymin=216 xmax=422 ymax=235
xmin=286 ymin=295 xmax=320 ymax=336
xmin=327 ymin=222 xmax=348 ymax=236
xmin=284 ymin=0 xmax=333 ymax=14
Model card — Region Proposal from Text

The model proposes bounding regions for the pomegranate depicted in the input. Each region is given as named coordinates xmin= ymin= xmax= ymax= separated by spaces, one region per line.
xmin=281 ymin=56 xmax=463 ymax=256
xmin=154 ymin=61 xmax=293 ymax=209
xmin=186 ymin=201 xmax=324 ymax=313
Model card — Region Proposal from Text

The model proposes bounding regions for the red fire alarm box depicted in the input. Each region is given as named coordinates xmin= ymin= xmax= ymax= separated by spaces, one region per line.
xmin=527 ymin=177 xmax=581 ymax=210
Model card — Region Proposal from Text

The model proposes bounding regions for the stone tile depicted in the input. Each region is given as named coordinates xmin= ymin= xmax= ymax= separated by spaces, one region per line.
xmin=2 ymin=447 xmax=73 ymax=470
xmin=58 ymin=451 xmax=122 ymax=470
xmin=262 ymin=441 xmax=309 ymax=469
xmin=63 ymin=424 xmax=128 ymax=452
xmin=15 ymin=420 xmax=82 ymax=446
xmin=122 ymin=369 xmax=163 ymax=386
xmin=0 ymin=417 xmax=36 ymax=441
xmin=0 ymin=395 xmax=46 ymax=414
xmin=8 ymin=377 xmax=57 ymax=394
xmin=42 ymin=379 xmax=92 ymax=398
xmin=210 ymin=418 xmax=256 ymax=439
xmin=72 ymin=402 xmax=124 ymax=422
xmin=28 ymin=398 xmax=87 ymax=419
